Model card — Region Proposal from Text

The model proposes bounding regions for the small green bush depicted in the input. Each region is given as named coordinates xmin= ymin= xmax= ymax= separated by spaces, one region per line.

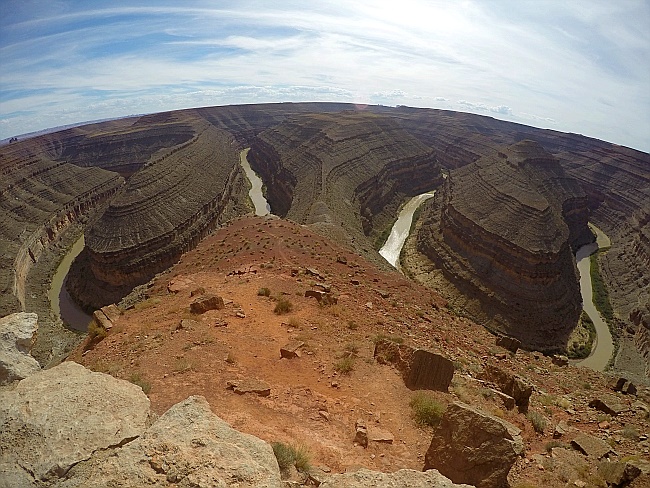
xmin=410 ymin=392 xmax=445 ymax=427
xmin=87 ymin=320 xmax=107 ymax=340
xmin=334 ymin=356 xmax=355 ymax=374
xmin=129 ymin=373 xmax=151 ymax=394
xmin=271 ymin=442 xmax=311 ymax=473
xmin=371 ymin=333 xmax=403 ymax=345
xmin=274 ymin=297 xmax=294 ymax=315
xmin=257 ymin=287 xmax=271 ymax=297
xmin=527 ymin=411 xmax=547 ymax=434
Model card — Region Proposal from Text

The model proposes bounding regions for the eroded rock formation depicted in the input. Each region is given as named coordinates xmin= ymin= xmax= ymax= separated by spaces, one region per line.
xmin=247 ymin=112 xmax=443 ymax=245
xmin=66 ymin=120 xmax=250 ymax=311
xmin=417 ymin=141 xmax=590 ymax=350
xmin=0 ymin=312 xmax=40 ymax=384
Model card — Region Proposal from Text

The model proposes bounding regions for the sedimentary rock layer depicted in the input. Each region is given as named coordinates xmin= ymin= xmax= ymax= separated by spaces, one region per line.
xmin=0 ymin=138 xmax=123 ymax=314
xmin=417 ymin=141 xmax=589 ymax=349
xmin=247 ymin=112 xmax=442 ymax=242
xmin=67 ymin=121 xmax=248 ymax=311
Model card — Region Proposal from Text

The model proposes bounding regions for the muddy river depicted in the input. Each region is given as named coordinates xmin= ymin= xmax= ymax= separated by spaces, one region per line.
xmin=379 ymin=192 xmax=436 ymax=270
xmin=240 ymin=148 xmax=270 ymax=217
xmin=49 ymin=235 xmax=91 ymax=331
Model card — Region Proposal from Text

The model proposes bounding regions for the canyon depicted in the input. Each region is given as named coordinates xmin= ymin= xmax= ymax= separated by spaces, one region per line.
xmin=0 ymin=103 xmax=648 ymax=373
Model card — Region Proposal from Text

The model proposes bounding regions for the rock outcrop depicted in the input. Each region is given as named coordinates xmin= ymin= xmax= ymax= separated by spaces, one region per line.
xmin=417 ymin=140 xmax=589 ymax=350
xmin=424 ymin=401 xmax=524 ymax=488
xmin=319 ymin=468 xmax=473 ymax=487
xmin=66 ymin=120 xmax=250 ymax=311
xmin=0 ymin=362 xmax=150 ymax=485
xmin=0 ymin=312 xmax=40 ymax=384
xmin=374 ymin=339 xmax=454 ymax=391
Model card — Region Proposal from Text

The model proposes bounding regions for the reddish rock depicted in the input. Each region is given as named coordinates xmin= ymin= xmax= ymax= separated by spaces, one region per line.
xmin=280 ymin=340 xmax=304 ymax=359
xmin=226 ymin=378 xmax=271 ymax=397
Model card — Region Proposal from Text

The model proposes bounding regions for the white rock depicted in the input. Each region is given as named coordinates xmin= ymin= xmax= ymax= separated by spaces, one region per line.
xmin=0 ymin=312 xmax=41 ymax=384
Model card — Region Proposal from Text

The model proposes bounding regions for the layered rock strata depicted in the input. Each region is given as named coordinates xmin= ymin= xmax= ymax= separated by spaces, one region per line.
xmin=247 ymin=112 xmax=442 ymax=247
xmin=0 ymin=137 xmax=123 ymax=315
xmin=67 ymin=122 xmax=249 ymax=311
xmin=417 ymin=141 xmax=589 ymax=350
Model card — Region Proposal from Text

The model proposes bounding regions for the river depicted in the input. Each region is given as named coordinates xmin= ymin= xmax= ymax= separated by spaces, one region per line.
xmin=240 ymin=148 xmax=270 ymax=217
xmin=49 ymin=150 xmax=271 ymax=333
xmin=379 ymin=192 xmax=436 ymax=270
xmin=49 ymin=235 xmax=92 ymax=331
xmin=576 ymin=224 xmax=614 ymax=371
xmin=379 ymin=194 xmax=615 ymax=370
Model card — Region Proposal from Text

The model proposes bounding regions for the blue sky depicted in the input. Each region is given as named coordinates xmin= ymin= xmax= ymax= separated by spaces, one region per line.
xmin=1 ymin=0 xmax=648 ymax=152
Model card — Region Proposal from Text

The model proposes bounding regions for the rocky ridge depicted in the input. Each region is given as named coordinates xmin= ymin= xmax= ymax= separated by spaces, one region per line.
xmin=416 ymin=141 xmax=589 ymax=350
xmin=66 ymin=119 xmax=251 ymax=311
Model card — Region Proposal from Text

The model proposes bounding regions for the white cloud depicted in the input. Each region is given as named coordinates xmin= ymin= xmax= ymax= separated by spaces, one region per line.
xmin=0 ymin=0 xmax=648 ymax=151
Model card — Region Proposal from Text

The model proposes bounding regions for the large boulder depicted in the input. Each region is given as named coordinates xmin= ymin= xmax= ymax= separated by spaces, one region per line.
xmin=424 ymin=402 xmax=524 ymax=488
xmin=319 ymin=468 xmax=473 ymax=487
xmin=481 ymin=363 xmax=533 ymax=413
xmin=374 ymin=339 xmax=454 ymax=392
xmin=63 ymin=396 xmax=282 ymax=488
xmin=0 ymin=361 xmax=150 ymax=485
xmin=0 ymin=312 xmax=41 ymax=385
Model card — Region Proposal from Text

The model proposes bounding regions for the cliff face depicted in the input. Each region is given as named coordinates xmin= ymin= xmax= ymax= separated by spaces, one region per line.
xmin=247 ymin=112 xmax=442 ymax=243
xmin=417 ymin=141 xmax=589 ymax=350
xmin=67 ymin=121 xmax=249 ymax=311
xmin=0 ymin=139 xmax=123 ymax=315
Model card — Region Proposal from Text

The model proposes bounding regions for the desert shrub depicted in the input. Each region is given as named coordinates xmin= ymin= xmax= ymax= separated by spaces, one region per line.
xmin=225 ymin=351 xmax=237 ymax=364
xmin=545 ymin=440 xmax=567 ymax=452
xmin=257 ymin=287 xmax=271 ymax=297
xmin=334 ymin=356 xmax=355 ymax=374
xmin=87 ymin=320 xmax=107 ymax=340
xmin=410 ymin=392 xmax=445 ymax=427
xmin=274 ymin=297 xmax=293 ymax=315
xmin=527 ymin=411 xmax=547 ymax=434
xmin=622 ymin=425 xmax=640 ymax=440
xmin=344 ymin=342 xmax=359 ymax=354
xmin=129 ymin=373 xmax=151 ymax=394
xmin=371 ymin=333 xmax=403 ymax=345
xmin=173 ymin=357 xmax=194 ymax=373
xmin=347 ymin=320 xmax=358 ymax=330
xmin=271 ymin=442 xmax=311 ymax=473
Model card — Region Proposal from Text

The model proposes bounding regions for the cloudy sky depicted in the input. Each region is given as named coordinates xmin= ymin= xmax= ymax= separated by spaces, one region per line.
xmin=1 ymin=0 xmax=648 ymax=151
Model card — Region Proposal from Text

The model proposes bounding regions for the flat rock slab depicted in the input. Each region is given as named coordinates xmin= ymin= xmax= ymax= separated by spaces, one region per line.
xmin=589 ymin=394 xmax=625 ymax=416
xmin=57 ymin=396 xmax=283 ymax=488
xmin=280 ymin=340 xmax=304 ymax=359
xmin=368 ymin=428 xmax=394 ymax=444
xmin=167 ymin=276 xmax=194 ymax=294
xmin=0 ymin=312 xmax=40 ymax=385
xmin=319 ymin=468 xmax=473 ymax=487
xmin=0 ymin=362 xmax=150 ymax=484
xmin=571 ymin=432 xmax=612 ymax=459
xmin=227 ymin=378 xmax=271 ymax=396
xmin=100 ymin=304 xmax=122 ymax=323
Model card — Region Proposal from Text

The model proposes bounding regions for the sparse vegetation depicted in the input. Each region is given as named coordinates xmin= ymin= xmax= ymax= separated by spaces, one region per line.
xmin=410 ymin=392 xmax=445 ymax=427
xmin=567 ymin=311 xmax=596 ymax=359
xmin=621 ymin=425 xmax=640 ymax=440
xmin=344 ymin=342 xmax=359 ymax=354
xmin=271 ymin=442 xmax=311 ymax=473
xmin=87 ymin=320 xmax=107 ymax=341
xmin=225 ymin=351 xmax=237 ymax=364
xmin=274 ymin=296 xmax=294 ymax=315
xmin=173 ymin=357 xmax=194 ymax=373
xmin=527 ymin=411 xmax=547 ymax=434
xmin=590 ymin=253 xmax=614 ymax=322
xmin=334 ymin=355 xmax=355 ymax=374
xmin=257 ymin=287 xmax=271 ymax=297
xmin=346 ymin=320 xmax=358 ymax=330
xmin=129 ymin=372 xmax=151 ymax=394
xmin=372 ymin=333 xmax=403 ymax=344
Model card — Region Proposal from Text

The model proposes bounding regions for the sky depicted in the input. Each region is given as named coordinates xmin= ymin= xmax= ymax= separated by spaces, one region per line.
xmin=1 ymin=0 xmax=649 ymax=152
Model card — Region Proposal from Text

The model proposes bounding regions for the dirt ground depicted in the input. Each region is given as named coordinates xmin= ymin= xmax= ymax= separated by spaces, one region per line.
xmin=70 ymin=216 xmax=650 ymax=487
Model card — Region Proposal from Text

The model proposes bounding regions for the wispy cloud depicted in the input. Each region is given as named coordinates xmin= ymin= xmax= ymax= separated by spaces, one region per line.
xmin=0 ymin=0 xmax=648 ymax=151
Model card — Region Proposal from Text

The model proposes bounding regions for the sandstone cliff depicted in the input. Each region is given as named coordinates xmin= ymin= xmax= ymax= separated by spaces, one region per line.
xmin=247 ymin=112 xmax=442 ymax=247
xmin=417 ymin=141 xmax=589 ymax=350
xmin=67 ymin=119 xmax=250 ymax=311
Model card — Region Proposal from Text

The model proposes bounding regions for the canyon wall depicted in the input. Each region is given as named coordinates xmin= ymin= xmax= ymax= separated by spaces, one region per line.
xmin=417 ymin=141 xmax=590 ymax=350
xmin=66 ymin=120 xmax=250 ymax=311
xmin=247 ymin=112 xmax=443 ymax=245
xmin=0 ymin=139 xmax=123 ymax=315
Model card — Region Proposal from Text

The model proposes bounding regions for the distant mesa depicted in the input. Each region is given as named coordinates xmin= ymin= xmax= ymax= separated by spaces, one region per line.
xmin=417 ymin=140 xmax=591 ymax=350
